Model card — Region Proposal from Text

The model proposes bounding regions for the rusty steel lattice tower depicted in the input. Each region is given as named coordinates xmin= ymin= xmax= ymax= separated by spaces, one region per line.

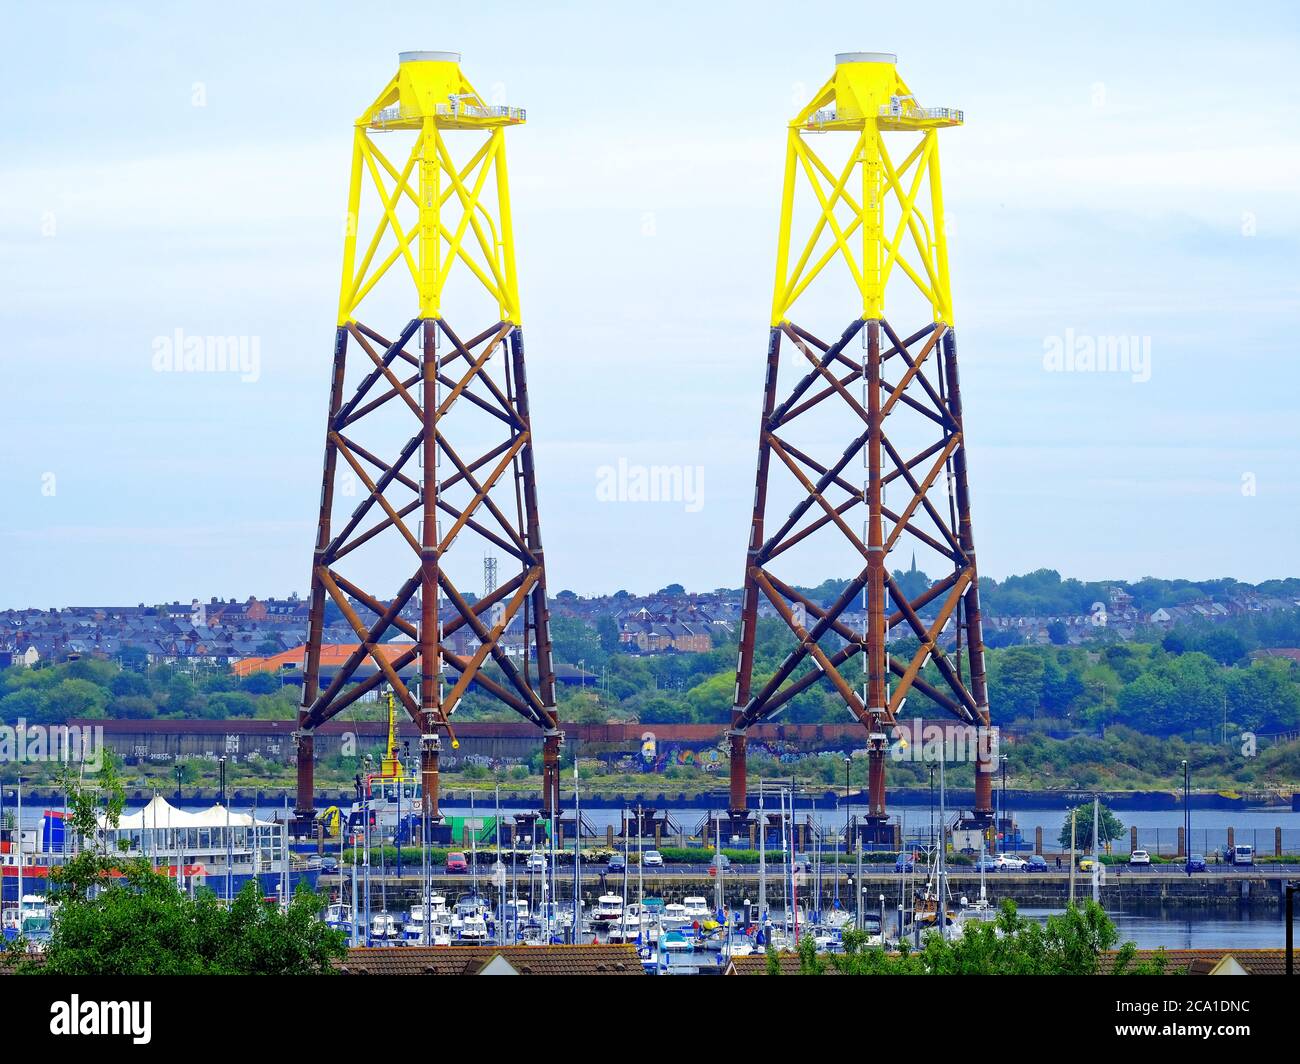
xmin=729 ymin=53 xmax=994 ymax=835
xmin=295 ymin=52 xmax=559 ymax=829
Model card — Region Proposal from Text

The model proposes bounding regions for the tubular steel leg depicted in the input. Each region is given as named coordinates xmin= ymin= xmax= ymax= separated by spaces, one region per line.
xmin=542 ymin=731 xmax=561 ymax=820
xmin=421 ymin=736 xmax=441 ymax=822
xmin=297 ymin=324 xmax=349 ymax=824
xmin=420 ymin=318 xmax=444 ymax=822
xmin=865 ymin=320 xmax=889 ymax=828
xmin=728 ymin=731 xmax=748 ymax=814
xmin=730 ymin=327 xmax=783 ymax=816
xmin=943 ymin=328 xmax=994 ymax=821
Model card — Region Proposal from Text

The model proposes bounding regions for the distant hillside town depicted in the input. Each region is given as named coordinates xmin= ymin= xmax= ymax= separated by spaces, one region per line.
xmin=1 ymin=568 xmax=1298 ymax=671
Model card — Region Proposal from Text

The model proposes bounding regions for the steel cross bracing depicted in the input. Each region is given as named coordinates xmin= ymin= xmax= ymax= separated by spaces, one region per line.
xmin=295 ymin=53 xmax=559 ymax=827
xmin=729 ymin=53 xmax=994 ymax=829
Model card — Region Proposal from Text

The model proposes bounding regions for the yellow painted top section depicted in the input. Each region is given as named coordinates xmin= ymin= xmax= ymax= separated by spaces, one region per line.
xmin=336 ymin=52 xmax=524 ymax=326
xmin=771 ymin=53 xmax=960 ymax=326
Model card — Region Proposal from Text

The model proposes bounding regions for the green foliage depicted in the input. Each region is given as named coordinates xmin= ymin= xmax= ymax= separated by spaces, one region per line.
xmin=595 ymin=614 xmax=621 ymax=655
xmin=550 ymin=615 xmax=608 ymax=671
xmin=789 ymin=900 xmax=1165 ymax=976
xmin=1059 ymin=803 xmax=1126 ymax=851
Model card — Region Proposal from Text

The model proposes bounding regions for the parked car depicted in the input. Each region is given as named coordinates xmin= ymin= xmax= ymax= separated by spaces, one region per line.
xmin=1129 ymin=849 xmax=1151 ymax=867
xmin=1185 ymin=853 xmax=1207 ymax=873
xmin=445 ymin=851 xmax=468 ymax=874
xmin=994 ymin=853 xmax=1027 ymax=871
xmin=319 ymin=856 xmax=339 ymax=875
xmin=642 ymin=850 xmax=664 ymax=867
xmin=1231 ymin=844 xmax=1254 ymax=866
xmin=974 ymin=855 xmax=999 ymax=873
xmin=1025 ymin=854 xmax=1048 ymax=873
xmin=1077 ymin=855 xmax=1099 ymax=872
xmin=895 ymin=852 xmax=917 ymax=873
xmin=525 ymin=852 xmax=546 ymax=871
xmin=707 ymin=853 xmax=732 ymax=876
xmin=607 ymin=853 xmax=627 ymax=875
xmin=793 ymin=853 xmax=813 ymax=874
xmin=306 ymin=855 xmax=323 ymax=871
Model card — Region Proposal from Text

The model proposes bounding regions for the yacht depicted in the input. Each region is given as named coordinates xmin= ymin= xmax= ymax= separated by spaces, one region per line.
xmin=457 ymin=911 xmax=489 ymax=942
xmin=322 ymin=901 xmax=353 ymax=933
xmin=369 ymin=911 xmax=399 ymax=942
xmin=681 ymin=896 xmax=711 ymax=923
xmin=402 ymin=898 xmax=452 ymax=944
xmin=592 ymin=893 xmax=624 ymax=926
xmin=660 ymin=902 xmax=689 ymax=929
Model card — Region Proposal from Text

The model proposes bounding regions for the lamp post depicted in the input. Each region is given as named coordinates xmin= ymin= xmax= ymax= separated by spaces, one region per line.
xmin=1286 ymin=881 xmax=1296 ymax=977
xmin=1182 ymin=759 xmax=1190 ymax=873
xmin=999 ymin=756 xmax=1008 ymax=854
xmin=174 ymin=763 xmax=186 ymax=893
xmin=218 ymin=756 xmax=231 ymax=903
xmin=843 ymin=756 xmax=852 ymax=852
xmin=16 ymin=775 xmax=25 ymax=913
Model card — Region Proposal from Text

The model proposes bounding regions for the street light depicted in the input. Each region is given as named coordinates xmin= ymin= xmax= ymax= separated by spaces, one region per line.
xmin=1182 ymin=759 xmax=1191 ymax=873
xmin=218 ymin=756 xmax=231 ymax=903
xmin=16 ymin=775 xmax=26 ymax=913
xmin=1287 ymin=881 xmax=1296 ymax=977
xmin=843 ymin=756 xmax=852 ymax=859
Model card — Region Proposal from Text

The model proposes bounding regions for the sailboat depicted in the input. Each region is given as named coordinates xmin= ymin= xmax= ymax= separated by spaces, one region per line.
xmin=956 ymin=841 xmax=998 ymax=929
xmin=912 ymin=758 xmax=959 ymax=939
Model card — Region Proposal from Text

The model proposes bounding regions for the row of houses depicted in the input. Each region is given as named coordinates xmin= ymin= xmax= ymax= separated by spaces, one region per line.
xmin=4 ymin=580 xmax=1298 ymax=669
xmin=0 ymin=596 xmax=320 ymax=669
xmin=0 ymin=593 xmax=536 ymax=670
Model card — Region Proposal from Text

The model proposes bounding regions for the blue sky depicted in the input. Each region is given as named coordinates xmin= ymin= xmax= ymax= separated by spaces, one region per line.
xmin=0 ymin=0 xmax=1297 ymax=608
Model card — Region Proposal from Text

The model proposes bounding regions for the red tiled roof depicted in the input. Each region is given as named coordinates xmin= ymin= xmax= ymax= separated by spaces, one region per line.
xmin=337 ymin=944 xmax=645 ymax=976
xmin=232 ymin=643 xmax=415 ymax=677
xmin=1102 ymin=949 xmax=1295 ymax=976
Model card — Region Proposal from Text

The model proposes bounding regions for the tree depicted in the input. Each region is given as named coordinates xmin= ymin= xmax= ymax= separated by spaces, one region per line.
xmin=239 ymin=671 xmax=280 ymax=696
xmin=682 ymin=673 xmax=733 ymax=723
xmin=1196 ymin=629 xmax=1247 ymax=667
xmin=595 ymin=614 xmax=621 ymax=655
xmin=1058 ymin=803 xmax=1125 ymax=851
xmin=549 ymin=616 xmax=606 ymax=671
xmin=47 ymin=678 xmax=109 ymax=720
xmin=1047 ymin=620 xmax=1069 ymax=646
xmin=789 ymin=901 xmax=1160 ymax=975
xmin=989 ymin=647 xmax=1046 ymax=719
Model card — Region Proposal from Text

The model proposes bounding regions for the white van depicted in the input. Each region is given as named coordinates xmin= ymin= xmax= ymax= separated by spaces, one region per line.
xmin=1232 ymin=844 xmax=1254 ymax=866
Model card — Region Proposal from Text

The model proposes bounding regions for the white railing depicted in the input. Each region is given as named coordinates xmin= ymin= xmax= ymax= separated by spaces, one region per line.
xmin=880 ymin=98 xmax=963 ymax=123
xmin=370 ymin=102 xmax=526 ymax=127
xmin=804 ymin=101 xmax=964 ymax=128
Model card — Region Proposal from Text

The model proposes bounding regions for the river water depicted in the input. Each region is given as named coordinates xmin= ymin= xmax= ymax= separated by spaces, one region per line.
xmin=9 ymin=799 xmax=1299 ymax=852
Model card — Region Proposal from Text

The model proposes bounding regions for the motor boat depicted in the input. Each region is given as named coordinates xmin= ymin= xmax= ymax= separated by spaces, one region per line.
xmin=369 ymin=911 xmax=399 ymax=942
xmin=681 ymin=896 xmax=710 ymax=923
xmin=322 ymin=901 xmax=352 ymax=933
xmin=660 ymin=902 xmax=689 ymax=929
xmin=592 ymin=893 xmax=624 ymax=926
